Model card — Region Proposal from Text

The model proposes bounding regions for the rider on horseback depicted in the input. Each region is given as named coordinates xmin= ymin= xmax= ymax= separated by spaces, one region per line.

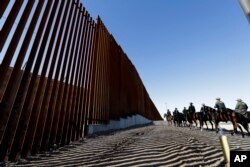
xmin=167 ymin=109 xmax=171 ymax=116
xmin=188 ymin=102 xmax=196 ymax=121
xmin=188 ymin=102 xmax=195 ymax=113
xmin=183 ymin=107 xmax=188 ymax=120
xmin=235 ymin=98 xmax=248 ymax=119
xmin=173 ymin=108 xmax=179 ymax=116
xmin=214 ymin=97 xmax=227 ymax=120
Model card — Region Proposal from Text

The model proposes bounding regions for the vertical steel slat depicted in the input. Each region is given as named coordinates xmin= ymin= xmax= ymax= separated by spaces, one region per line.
xmin=101 ymin=22 xmax=107 ymax=123
xmin=0 ymin=0 xmax=10 ymax=18
xmin=0 ymin=0 xmax=24 ymax=52
xmin=104 ymin=26 xmax=110 ymax=122
xmin=93 ymin=22 xmax=102 ymax=124
xmin=104 ymin=28 xmax=110 ymax=122
xmin=84 ymin=17 xmax=100 ymax=136
xmin=101 ymin=23 xmax=108 ymax=123
xmin=80 ymin=21 xmax=96 ymax=138
xmin=92 ymin=18 xmax=103 ymax=124
xmin=97 ymin=23 xmax=104 ymax=124
xmin=109 ymin=36 xmax=117 ymax=120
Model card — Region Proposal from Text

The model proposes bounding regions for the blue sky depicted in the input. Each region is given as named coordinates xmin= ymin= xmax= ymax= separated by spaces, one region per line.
xmin=82 ymin=0 xmax=250 ymax=117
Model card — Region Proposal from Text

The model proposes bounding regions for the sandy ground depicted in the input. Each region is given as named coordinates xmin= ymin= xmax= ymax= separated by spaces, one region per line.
xmin=4 ymin=122 xmax=250 ymax=167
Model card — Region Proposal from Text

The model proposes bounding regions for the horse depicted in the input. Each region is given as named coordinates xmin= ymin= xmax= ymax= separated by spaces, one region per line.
xmin=173 ymin=112 xmax=186 ymax=127
xmin=200 ymin=106 xmax=214 ymax=130
xmin=186 ymin=110 xmax=201 ymax=129
xmin=232 ymin=110 xmax=250 ymax=136
xmin=164 ymin=113 xmax=173 ymax=126
xmin=204 ymin=106 xmax=245 ymax=137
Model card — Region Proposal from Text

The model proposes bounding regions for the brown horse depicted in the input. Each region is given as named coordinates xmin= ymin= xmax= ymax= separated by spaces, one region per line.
xmin=186 ymin=110 xmax=202 ymax=129
xmin=164 ymin=113 xmax=173 ymax=126
xmin=232 ymin=110 xmax=250 ymax=136
xmin=201 ymin=106 xmax=214 ymax=130
xmin=204 ymin=106 xmax=245 ymax=137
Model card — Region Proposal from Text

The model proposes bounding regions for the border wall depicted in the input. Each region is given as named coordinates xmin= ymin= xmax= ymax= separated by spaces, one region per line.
xmin=0 ymin=0 xmax=162 ymax=161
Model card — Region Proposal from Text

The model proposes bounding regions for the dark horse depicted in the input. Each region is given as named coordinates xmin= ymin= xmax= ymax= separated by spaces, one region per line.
xmin=200 ymin=106 xmax=214 ymax=130
xmin=164 ymin=113 xmax=173 ymax=126
xmin=204 ymin=106 xmax=245 ymax=137
xmin=185 ymin=110 xmax=203 ymax=129
xmin=233 ymin=110 xmax=250 ymax=136
xmin=173 ymin=112 xmax=187 ymax=127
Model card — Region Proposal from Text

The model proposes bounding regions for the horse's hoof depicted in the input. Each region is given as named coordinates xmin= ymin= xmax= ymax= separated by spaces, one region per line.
xmin=231 ymin=132 xmax=234 ymax=136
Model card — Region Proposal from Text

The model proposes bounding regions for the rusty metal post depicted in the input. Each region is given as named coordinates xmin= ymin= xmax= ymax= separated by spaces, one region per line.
xmin=81 ymin=21 xmax=96 ymax=137
xmin=83 ymin=16 xmax=100 ymax=136
xmin=0 ymin=0 xmax=10 ymax=18
xmin=0 ymin=1 xmax=24 ymax=55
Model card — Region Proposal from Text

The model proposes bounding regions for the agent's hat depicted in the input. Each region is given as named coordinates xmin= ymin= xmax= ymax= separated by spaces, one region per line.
xmin=216 ymin=97 xmax=221 ymax=100
xmin=236 ymin=98 xmax=242 ymax=102
xmin=202 ymin=103 xmax=205 ymax=106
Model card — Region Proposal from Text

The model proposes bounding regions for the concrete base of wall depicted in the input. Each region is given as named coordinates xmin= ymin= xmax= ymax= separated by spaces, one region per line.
xmin=87 ymin=114 xmax=152 ymax=135
xmin=152 ymin=120 xmax=168 ymax=126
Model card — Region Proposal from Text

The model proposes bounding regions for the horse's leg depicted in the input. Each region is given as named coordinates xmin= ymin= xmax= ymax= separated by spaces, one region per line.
xmin=195 ymin=120 xmax=198 ymax=128
xmin=200 ymin=120 xmax=203 ymax=131
xmin=237 ymin=123 xmax=245 ymax=138
xmin=231 ymin=121 xmax=238 ymax=136
xmin=204 ymin=121 xmax=208 ymax=130
xmin=209 ymin=120 xmax=213 ymax=130
xmin=215 ymin=121 xmax=219 ymax=133
xmin=242 ymin=122 xmax=250 ymax=136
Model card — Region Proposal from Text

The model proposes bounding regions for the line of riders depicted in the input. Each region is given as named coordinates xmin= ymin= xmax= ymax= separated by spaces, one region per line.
xmin=164 ymin=98 xmax=250 ymax=138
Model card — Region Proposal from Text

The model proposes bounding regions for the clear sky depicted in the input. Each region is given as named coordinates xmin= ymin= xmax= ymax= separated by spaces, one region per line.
xmin=82 ymin=0 xmax=250 ymax=117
